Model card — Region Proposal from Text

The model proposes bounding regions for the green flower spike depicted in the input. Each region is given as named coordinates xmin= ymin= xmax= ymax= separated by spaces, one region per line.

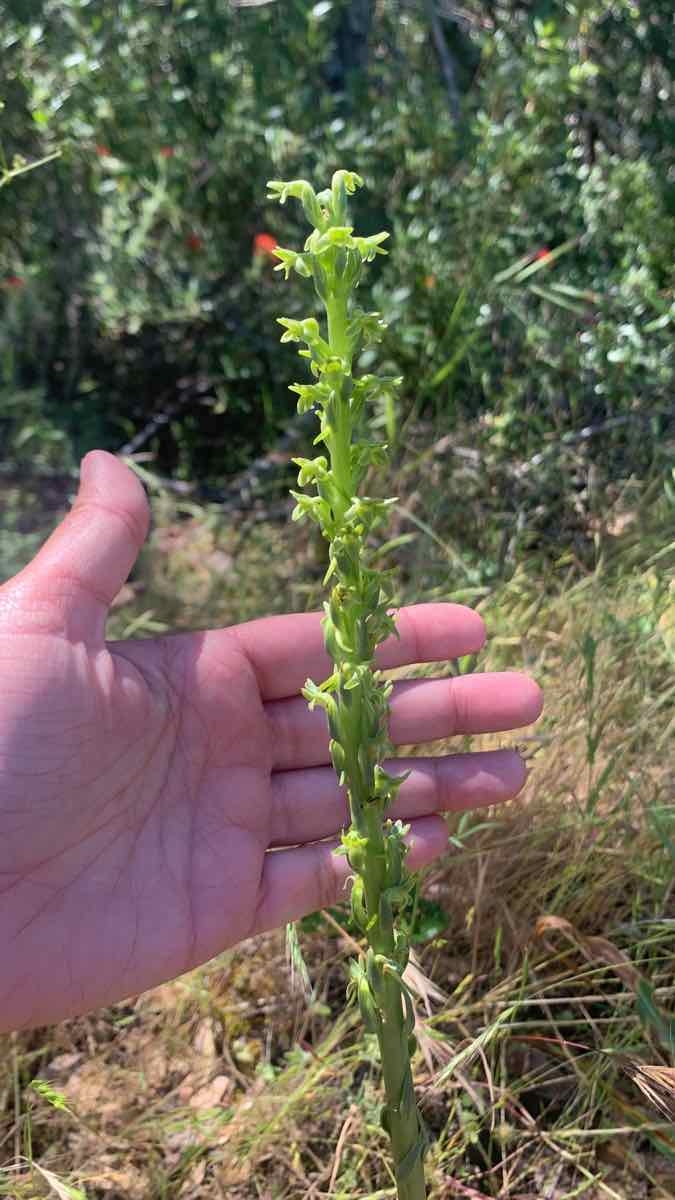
xmin=269 ymin=170 xmax=427 ymax=1200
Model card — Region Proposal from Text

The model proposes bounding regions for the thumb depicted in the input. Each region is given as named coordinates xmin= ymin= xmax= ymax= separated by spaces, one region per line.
xmin=5 ymin=451 xmax=150 ymax=644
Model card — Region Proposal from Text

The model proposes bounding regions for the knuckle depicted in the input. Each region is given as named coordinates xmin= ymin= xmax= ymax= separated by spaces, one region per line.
xmin=447 ymin=678 xmax=468 ymax=732
xmin=314 ymin=849 xmax=339 ymax=911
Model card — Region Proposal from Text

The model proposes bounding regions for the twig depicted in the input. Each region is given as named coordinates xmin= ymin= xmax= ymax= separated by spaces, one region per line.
xmin=117 ymin=375 xmax=217 ymax=457
xmin=329 ymin=1104 xmax=358 ymax=1191
xmin=425 ymin=0 xmax=461 ymax=123
xmin=11 ymin=1033 xmax=21 ymax=1167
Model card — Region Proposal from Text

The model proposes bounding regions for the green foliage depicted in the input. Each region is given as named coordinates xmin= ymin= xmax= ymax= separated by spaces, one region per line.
xmin=1 ymin=0 xmax=671 ymax=496
xmin=0 ymin=0 xmax=340 ymax=476
xmin=372 ymin=2 xmax=674 ymax=459
xmin=30 ymin=1079 xmax=71 ymax=1114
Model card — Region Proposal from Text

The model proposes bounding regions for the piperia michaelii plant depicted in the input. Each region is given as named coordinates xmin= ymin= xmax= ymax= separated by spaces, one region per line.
xmin=268 ymin=170 xmax=427 ymax=1199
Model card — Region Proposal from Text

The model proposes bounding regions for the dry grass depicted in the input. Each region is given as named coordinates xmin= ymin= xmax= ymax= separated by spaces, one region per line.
xmin=1 ymin=445 xmax=673 ymax=1199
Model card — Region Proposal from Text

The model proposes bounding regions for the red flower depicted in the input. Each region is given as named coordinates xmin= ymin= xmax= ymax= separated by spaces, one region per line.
xmin=253 ymin=231 xmax=278 ymax=258
xmin=185 ymin=233 xmax=204 ymax=252
xmin=159 ymin=146 xmax=175 ymax=159
xmin=535 ymin=246 xmax=551 ymax=261
xmin=95 ymin=144 xmax=112 ymax=157
xmin=3 ymin=275 xmax=24 ymax=288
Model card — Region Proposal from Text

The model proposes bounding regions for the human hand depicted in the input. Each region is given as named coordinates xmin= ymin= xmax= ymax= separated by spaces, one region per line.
xmin=0 ymin=453 xmax=542 ymax=1030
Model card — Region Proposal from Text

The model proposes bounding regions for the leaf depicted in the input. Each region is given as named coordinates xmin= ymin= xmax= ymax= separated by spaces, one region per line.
xmin=512 ymin=237 xmax=577 ymax=282
xmin=492 ymin=251 xmax=541 ymax=285
xmin=548 ymin=281 xmax=600 ymax=302
xmin=636 ymin=979 xmax=675 ymax=1050
xmin=643 ymin=311 xmax=671 ymax=333
xmin=649 ymin=805 xmax=675 ymax=862
xmin=534 ymin=915 xmax=675 ymax=1056
xmin=534 ymin=915 xmax=642 ymax=990
xmin=286 ymin=921 xmax=312 ymax=999
xmin=428 ymin=327 xmax=481 ymax=388
xmin=410 ymin=898 xmax=447 ymax=944
xmin=528 ymin=283 xmax=587 ymax=314
xmin=395 ymin=1134 xmax=425 ymax=1184
xmin=622 ymin=1061 xmax=675 ymax=1120
xmin=31 ymin=1164 xmax=87 ymax=1200
xmin=436 ymin=1004 xmax=520 ymax=1083
xmin=403 ymin=950 xmax=447 ymax=1015
xmin=30 ymin=1078 xmax=71 ymax=1112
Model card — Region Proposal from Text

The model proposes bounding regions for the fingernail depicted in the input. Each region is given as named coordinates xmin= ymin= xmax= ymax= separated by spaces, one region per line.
xmin=79 ymin=453 xmax=94 ymax=487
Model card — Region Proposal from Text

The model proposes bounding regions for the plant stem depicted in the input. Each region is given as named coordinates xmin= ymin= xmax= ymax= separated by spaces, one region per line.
xmin=360 ymin=812 xmax=426 ymax=1199
xmin=270 ymin=171 xmax=427 ymax=1199
xmin=379 ymin=976 xmax=427 ymax=1200
xmin=323 ymin=316 xmax=425 ymax=1195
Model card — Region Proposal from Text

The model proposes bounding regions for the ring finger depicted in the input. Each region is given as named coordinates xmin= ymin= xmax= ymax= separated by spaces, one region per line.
xmin=269 ymin=747 xmax=527 ymax=847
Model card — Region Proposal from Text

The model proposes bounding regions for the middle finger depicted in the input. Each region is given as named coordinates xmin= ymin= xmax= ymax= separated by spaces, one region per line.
xmin=267 ymin=671 xmax=542 ymax=771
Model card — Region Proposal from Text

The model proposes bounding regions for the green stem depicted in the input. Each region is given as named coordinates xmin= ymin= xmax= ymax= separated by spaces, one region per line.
xmin=272 ymin=172 xmax=427 ymax=1200
xmin=357 ymin=807 xmax=425 ymax=1198
xmin=326 ymin=290 xmax=350 ymax=362
xmin=378 ymin=976 xmax=427 ymax=1200
xmin=325 ymin=292 xmax=353 ymax=519
xmin=325 ymin=293 xmax=426 ymax=1200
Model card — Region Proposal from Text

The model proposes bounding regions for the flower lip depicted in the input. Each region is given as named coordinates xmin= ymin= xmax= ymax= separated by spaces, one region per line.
xmin=3 ymin=275 xmax=24 ymax=288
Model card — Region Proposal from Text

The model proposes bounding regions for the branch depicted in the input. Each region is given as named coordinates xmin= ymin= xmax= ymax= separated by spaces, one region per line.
xmin=425 ymin=0 xmax=461 ymax=124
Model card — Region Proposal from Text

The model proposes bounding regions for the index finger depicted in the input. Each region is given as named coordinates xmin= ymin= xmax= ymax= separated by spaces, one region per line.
xmin=232 ymin=602 xmax=486 ymax=701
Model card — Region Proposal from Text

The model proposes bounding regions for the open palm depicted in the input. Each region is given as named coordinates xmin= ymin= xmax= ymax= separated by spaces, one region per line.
xmin=0 ymin=453 xmax=541 ymax=1031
